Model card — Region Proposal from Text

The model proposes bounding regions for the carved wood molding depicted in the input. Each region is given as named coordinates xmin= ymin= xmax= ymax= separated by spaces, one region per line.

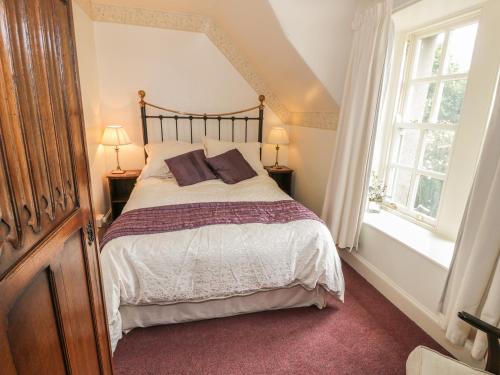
xmin=0 ymin=0 xmax=79 ymax=276
xmin=74 ymin=1 xmax=339 ymax=130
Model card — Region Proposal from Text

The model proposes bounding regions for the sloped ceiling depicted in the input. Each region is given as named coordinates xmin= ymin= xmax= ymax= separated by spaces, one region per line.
xmin=75 ymin=0 xmax=359 ymax=129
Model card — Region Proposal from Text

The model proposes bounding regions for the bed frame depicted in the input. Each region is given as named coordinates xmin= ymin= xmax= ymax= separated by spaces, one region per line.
xmin=138 ymin=90 xmax=265 ymax=160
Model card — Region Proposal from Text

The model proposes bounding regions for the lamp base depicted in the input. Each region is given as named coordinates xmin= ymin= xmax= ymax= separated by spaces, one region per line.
xmin=273 ymin=164 xmax=284 ymax=169
xmin=111 ymin=169 xmax=126 ymax=174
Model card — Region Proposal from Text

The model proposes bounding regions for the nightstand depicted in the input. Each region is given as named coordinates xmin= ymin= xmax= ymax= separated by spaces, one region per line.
xmin=107 ymin=170 xmax=141 ymax=220
xmin=264 ymin=166 xmax=293 ymax=196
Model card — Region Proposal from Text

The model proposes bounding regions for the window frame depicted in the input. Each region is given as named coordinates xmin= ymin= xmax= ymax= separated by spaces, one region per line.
xmin=379 ymin=12 xmax=481 ymax=230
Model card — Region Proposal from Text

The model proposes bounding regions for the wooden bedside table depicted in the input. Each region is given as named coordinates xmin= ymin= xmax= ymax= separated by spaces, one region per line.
xmin=264 ymin=166 xmax=293 ymax=196
xmin=107 ymin=170 xmax=141 ymax=220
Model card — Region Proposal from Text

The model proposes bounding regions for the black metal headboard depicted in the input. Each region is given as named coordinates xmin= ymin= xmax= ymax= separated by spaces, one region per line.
xmin=138 ymin=90 xmax=265 ymax=161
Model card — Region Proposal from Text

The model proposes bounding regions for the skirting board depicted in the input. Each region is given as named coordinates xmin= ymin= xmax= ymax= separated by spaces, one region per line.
xmin=340 ymin=250 xmax=485 ymax=368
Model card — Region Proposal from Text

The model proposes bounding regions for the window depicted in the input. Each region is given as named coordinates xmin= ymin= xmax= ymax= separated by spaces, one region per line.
xmin=384 ymin=18 xmax=479 ymax=226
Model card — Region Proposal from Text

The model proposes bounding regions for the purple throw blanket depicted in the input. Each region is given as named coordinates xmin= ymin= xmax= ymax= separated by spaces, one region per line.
xmin=101 ymin=200 xmax=322 ymax=248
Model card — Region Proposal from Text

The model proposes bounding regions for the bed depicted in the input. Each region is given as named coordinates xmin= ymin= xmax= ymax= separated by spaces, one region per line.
xmin=100 ymin=91 xmax=345 ymax=351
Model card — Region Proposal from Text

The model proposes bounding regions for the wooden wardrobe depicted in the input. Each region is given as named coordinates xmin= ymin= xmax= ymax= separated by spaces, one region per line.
xmin=0 ymin=0 xmax=113 ymax=373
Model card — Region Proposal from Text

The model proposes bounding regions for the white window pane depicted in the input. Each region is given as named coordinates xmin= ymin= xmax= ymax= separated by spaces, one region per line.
xmin=420 ymin=130 xmax=454 ymax=173
xmin=388 ymin=168 xmax=412 ymax=206
xmin=413 ymin=32 xmax=445 ymax=78
xmin=403 ymin=82 xmax=436 ymax=123
xmin=437 ymin=79 xmax=467 ymax=124
xmin=444 ymin=23 xmax=478 ymax=74
xmin=413 ymin=175 xmax=443 ymax=218
xmin=392 ymin=128 xmax=420 ymax=167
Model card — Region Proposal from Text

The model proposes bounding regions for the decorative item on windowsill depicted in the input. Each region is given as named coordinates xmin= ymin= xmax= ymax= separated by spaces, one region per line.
xmin=101 ymin=125 xmax=131 ymax=174
xmin=368 ymin=172 xmax=387 ymax=213
xmin=267 ymin=126 xmax=289 ymax=169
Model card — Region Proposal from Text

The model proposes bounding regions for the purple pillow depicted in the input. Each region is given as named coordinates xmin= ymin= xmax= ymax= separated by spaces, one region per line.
xmin=165 ymin=149 xmax=217 ymax=186
xmin=206 ymin=149 xmax=257 ymax=184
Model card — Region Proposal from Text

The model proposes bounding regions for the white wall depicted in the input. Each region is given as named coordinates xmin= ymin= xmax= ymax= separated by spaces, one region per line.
xmin=93 ymin=22 xmax=286 ymax=177
xmin=288 ymin=127 xmax=335 ymax=214
xmin=358 ymin=225 xmax=448 ymax=312
xmin=73 ymin=2 xmax=108 ymax=216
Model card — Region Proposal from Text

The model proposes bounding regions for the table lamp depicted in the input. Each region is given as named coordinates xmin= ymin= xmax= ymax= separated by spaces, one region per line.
xmin=101 ymin=125 xmax=131 ymax=174
xmin=267 ymin=127 xmax=289 ymax=169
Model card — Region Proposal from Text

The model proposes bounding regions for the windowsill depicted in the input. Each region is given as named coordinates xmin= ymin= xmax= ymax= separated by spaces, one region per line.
xmin=363 ymin=209 xmax=455 ymax=270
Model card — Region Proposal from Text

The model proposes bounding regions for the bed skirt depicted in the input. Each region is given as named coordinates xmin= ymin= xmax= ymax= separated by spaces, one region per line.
xmin=120 ymin=285 xmax=327 ymax=334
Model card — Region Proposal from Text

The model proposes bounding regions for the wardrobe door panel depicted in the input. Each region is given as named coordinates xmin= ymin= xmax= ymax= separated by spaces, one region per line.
xmin=7 ymin=269 xmax=68 ymax=375
xmin=0 ymin=0 xmax=113 ymax=373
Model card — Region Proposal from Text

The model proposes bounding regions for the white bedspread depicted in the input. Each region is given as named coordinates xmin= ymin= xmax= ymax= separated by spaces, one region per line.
xmin=100 ymin=175 xmax=344 ymax=351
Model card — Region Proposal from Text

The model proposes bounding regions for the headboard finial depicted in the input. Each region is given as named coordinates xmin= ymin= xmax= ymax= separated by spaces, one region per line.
xmin=139 ymin=90 xmax=146 ymax=107
xmin=259 ymin=94 xmax=265 ymax=109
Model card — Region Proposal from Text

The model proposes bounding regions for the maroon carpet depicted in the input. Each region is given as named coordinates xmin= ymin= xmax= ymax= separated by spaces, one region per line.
xmin=113 ymin=263 xmax=447 ymax=375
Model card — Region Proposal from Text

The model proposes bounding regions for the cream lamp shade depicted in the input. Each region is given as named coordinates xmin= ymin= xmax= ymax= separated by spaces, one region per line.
xmin=101 ymin=125 xmax=131 ymax=146
xmin=267 ymin=127 xmax=289 ymax=145
xmin=101 ymin=125 xmax=131 ymax=174
xmin=267 ymin=127 xmax=289 ymax=169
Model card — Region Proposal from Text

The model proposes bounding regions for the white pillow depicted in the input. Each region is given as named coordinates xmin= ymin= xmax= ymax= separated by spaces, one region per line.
xmin=139 ymin=141 xmax=204 ymax=180
xmin=203 ymin=137 xmax=265 ymax=175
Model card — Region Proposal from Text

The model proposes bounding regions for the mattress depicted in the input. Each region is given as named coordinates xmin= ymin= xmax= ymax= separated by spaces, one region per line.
xmin=100 ymin=175 xmax=344 ymax=351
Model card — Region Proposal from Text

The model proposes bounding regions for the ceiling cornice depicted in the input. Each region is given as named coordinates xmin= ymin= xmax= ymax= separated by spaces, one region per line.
xmin=74 ymin=1 xmax=339 ymax=130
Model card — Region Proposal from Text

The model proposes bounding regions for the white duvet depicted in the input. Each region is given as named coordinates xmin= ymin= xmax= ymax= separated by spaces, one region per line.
xmin=100 ymin=175 xmax=344 ymax=351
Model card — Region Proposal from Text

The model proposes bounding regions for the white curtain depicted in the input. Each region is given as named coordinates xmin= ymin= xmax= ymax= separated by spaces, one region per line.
xmin=322 ymin=0 xmax=393 ymax=249
xmin=439 ymin=76 xmax=500 ymax=360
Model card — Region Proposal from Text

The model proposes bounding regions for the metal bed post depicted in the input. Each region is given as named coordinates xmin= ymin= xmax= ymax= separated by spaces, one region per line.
xmin=139 ymin=90 xmax=148 ymax=162
xmin=258 ymin=95 xmax=265 ymax=158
